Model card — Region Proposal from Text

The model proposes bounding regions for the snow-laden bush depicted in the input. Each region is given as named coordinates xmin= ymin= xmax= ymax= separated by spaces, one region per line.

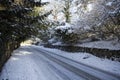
xmin=54 ymin=23 xmax=79 ymax=44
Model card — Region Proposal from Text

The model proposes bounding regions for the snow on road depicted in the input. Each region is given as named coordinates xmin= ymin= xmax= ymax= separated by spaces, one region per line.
xmin=0 ymin=45 xmax=120 ymax=80
xmin=0 ymin=46 xmax=84 ymax=80
xmin=34 ymin=45 xmax=120 ymax=76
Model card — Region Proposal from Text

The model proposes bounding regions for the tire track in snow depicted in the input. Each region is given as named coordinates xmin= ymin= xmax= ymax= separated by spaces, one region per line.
xmin=33 ymin=47 xmax=120 ymax=80
xmin=29 ymin=49 xmax=73 ymax=80
xmin=34 ymin=48 xmax=100 ymax=80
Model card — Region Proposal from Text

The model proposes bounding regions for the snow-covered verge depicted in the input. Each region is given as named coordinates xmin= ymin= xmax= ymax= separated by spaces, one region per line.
xmin=51 ymin=40 xmax=120 ymax=50
xmin=76 ymin=40 xmax=120 ymax=50
xmin=35 ymin=45 xmax=120 ymax=76
xmin=0 ymin=46 xmax=40 ymax=80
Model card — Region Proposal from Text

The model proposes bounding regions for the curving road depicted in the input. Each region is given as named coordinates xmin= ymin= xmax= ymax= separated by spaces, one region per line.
xmin=0 ymin=46 xmax=120 ymax=80
xmin=32 ymin=46 xmax=120 ymax=80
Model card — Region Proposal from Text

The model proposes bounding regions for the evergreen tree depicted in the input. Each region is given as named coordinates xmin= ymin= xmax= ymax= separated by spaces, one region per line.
xmin=0 ymin=0 xmax=51 ymax=69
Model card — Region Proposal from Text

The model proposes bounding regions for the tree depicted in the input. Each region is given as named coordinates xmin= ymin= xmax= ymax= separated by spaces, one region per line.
xmin=94 ymin=0 xmax=120 ymax=41
xmin=0 ymin=0 xmax=51 ymax=44
xmin=63 ymin=0 xmax=72 ymax=23
xmin=0 ymin=0 xmax=51 ymax=69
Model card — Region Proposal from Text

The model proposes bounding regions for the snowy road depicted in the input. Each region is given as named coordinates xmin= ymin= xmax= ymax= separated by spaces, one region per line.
xmin=0 ymin=46 xmax=120 ymax=80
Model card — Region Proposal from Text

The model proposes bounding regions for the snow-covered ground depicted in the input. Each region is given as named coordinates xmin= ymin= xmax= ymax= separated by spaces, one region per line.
xmin=0 ymin=47 xmax=42 ymax=80
xmin=0 ymin=45 xmax=120 ymax=80
xmin=1 ymin=46 xmax=74 ymax=80
xmin=36 ymin=46 xmax=120 ymax=76
xmin=77 ymin=40 xmax=120 ymax=50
